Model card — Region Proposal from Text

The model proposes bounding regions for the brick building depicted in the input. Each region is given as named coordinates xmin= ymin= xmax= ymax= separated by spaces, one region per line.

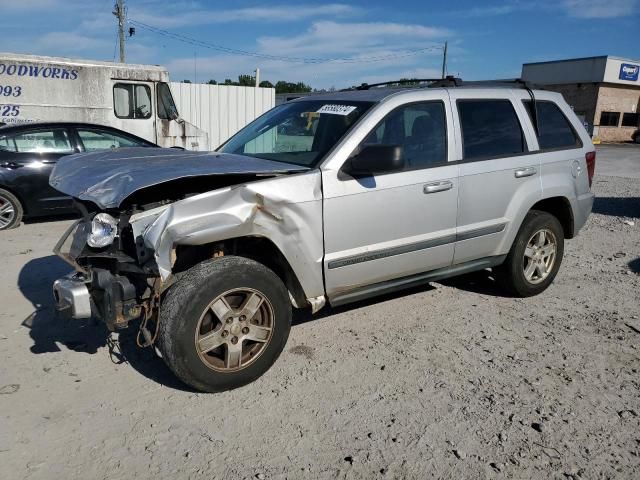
xmin=522 ymin=56 xmax=640 ymax=142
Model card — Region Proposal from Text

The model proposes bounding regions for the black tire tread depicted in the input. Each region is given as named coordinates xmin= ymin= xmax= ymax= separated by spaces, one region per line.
xmin=495 ymin=210 xmax=565 ymax=297
xmin=157 ymin=255 xmax=291 ymax=392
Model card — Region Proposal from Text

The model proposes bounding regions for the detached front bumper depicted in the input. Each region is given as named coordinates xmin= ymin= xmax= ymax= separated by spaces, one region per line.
xmin=53 ymin=273 xmax=92 ymax=319
xmin=53 ymin=268 xmax=143 ymax=329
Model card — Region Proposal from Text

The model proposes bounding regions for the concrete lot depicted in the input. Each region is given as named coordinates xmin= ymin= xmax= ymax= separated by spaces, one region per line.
xmin=0 ymin=145 xmax=639 ymax=479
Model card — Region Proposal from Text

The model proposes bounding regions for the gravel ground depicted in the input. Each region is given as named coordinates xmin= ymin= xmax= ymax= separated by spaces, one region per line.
xmin=1 ymin=148 xmax=639 ymax=479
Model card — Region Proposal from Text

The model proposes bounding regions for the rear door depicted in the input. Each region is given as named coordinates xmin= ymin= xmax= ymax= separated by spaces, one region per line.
xmin=0 ymin=127 xmax=77 ymax=214
xmin=322 ymin=94 xmax=459 ymax=302
xmin=449 ymin=91 xmax=541 ymax=265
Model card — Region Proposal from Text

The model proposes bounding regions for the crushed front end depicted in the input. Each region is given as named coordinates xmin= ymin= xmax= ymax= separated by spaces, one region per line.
xmin=52 ymin=204 xmax=162 ymax=331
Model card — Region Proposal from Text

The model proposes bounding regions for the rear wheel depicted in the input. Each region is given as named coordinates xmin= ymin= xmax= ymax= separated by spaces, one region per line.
xmin=495 ymin=210 xmax=564 ymax=297
xmin=0 ymin=188 xmax=22 ymax=230
xmin=157 ymin=256 xmax=292 ymax=392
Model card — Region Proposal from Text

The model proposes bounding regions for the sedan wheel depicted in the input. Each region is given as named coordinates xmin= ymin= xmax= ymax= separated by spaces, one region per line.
xmin=0 ymin=189 xmax=22 ymax=230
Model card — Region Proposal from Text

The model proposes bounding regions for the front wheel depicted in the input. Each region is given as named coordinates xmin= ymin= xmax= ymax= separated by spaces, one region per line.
xmin=157 ymin=256 xmax=292 ymax=393
xmin=495 ymin=210 xmax=565 ymax=297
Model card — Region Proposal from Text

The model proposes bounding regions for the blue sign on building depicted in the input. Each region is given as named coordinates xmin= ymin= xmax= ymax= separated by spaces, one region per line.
xmin=619 ymin=63 xmax=639 ymax=81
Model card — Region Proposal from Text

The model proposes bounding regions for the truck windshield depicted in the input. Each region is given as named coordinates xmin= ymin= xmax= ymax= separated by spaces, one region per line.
xmin=157 ymin=82 xmax=179 ymax=120
xmin=218 ymin=100 xmax=374 ymax=167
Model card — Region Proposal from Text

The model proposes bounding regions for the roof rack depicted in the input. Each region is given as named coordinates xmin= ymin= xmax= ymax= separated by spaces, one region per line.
xmin=345 ymin=76 xmax=541 ymax=91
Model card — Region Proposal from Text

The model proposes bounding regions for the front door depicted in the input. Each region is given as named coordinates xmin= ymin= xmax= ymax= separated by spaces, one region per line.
xmin=0 ymin=127 xmax=77 ymax=215
xmin=322 ymin=96 xmax=458 ymax=303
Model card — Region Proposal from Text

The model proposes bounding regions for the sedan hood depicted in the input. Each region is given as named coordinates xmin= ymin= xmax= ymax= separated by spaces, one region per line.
xmin=49 ymin=148 xmax=309 ymax=210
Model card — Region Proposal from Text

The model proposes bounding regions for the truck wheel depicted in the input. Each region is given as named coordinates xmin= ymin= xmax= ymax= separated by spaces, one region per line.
xmin=0 ymin=188 xmax=23 ymax=230
xmin=157 ymin=256 xmax=292 ymax=393
xmin=495 ymin=210 xmax=564 ymax=297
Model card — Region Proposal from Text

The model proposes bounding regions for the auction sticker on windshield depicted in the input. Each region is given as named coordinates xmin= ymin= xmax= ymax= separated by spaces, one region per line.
xmin=317 ymin=104 xmax=357 ymax=116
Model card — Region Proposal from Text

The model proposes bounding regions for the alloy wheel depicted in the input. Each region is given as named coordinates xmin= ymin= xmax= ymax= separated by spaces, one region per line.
xmin=0 ymin=193 xmax=16 ymax=229
xmin=522 ymin=228 xmax=557 ymax=285
xmin=194 ymin=288 xmax=274 ymax=372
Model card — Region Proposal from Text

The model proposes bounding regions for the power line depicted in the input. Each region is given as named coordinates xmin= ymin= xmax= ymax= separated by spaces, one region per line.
xmin=127 ymin=19 xmax=444 ymax=64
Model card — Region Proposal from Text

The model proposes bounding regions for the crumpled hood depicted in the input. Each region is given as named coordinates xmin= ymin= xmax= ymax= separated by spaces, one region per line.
xmin=49 ymin=148 xmax=309 ymax=210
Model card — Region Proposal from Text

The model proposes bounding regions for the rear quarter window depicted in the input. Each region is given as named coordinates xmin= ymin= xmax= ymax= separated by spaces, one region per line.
xmin=458 ymin=99 xmax=526 ymax=161
xmin=524 ymin=100 xmax=581 ymax=150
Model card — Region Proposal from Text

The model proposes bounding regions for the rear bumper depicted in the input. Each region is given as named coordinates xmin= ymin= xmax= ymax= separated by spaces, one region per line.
xmin=53 ymin=273 xmax=92 ymax=319
xmin=573 ymin=192 xmax=595 ymax=234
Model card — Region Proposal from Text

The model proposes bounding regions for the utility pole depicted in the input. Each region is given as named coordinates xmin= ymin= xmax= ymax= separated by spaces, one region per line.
xmin=254 ymin=68 xmax=260 ymax=87
xmin=441 ymin=41 xmax=448 ymax=79
xmin=113 ymin=0 xmax=126 ymax=63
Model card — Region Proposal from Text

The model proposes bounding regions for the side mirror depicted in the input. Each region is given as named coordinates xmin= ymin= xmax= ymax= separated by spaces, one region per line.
xmin=343 ymin=144 xmax=405 ymax=176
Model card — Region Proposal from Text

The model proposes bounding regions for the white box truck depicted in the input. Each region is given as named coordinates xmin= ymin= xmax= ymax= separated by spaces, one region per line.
xmin=0 ymin=53 xmax=208 ymax=150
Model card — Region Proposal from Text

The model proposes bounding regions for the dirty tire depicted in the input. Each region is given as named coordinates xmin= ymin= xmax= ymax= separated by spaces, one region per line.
xmin=0 ymin=188 xmax=23 ymax=230
xmin=157 ymin=256 xmax=292 ymax=393
xmin=495 ymin=210 xmax=565 ymax=297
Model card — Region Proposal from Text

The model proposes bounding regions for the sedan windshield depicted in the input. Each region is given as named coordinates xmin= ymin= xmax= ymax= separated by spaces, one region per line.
xmin=218 ymin=100 xmax=374 ymax=167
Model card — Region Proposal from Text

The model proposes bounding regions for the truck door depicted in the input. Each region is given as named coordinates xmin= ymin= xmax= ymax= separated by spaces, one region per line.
xmin=156 ymin=82 xmax=209 ymax=150
xmin=112 ymin=81 xmax=156 ymax=144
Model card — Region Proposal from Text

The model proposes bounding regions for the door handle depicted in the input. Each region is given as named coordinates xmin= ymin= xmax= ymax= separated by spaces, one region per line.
xmin=514 ymin=167 xmax=537 ymax=178
xmin=423 ymin=181 xmax=453 ymax=194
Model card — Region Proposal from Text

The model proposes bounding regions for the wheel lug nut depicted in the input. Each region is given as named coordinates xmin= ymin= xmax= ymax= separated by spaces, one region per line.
xmin=242 ymin=327 xmax=249 ymax=334
xmin=226 ymin=318 xmax=233 ymax=324
xmin=240 ymin=315 xmax=246 ymax=322
xmin=231 ymin=336 xmax=238 ymax=344
xmin=221 ymin=330 xmax=229 ymax=338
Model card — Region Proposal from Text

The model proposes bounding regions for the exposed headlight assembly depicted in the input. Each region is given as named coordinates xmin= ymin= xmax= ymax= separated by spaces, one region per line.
xmin=87 ymin=213 xmax=118 ymax=248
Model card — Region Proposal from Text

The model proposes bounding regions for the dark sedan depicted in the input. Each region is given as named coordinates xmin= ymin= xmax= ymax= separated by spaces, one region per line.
xmin=0 ymin=122 xmax=157 ymax=230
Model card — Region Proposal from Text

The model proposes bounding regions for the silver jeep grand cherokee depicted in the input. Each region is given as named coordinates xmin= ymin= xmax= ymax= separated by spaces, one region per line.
xmin=51 ymin=79 xmax=595 ymax=392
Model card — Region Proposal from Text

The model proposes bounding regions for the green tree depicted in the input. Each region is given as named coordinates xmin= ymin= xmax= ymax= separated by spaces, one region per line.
xmin=274 ymin=81 xmax=312 ymax=94
xmin=259 ymin=80 xmax=274 ymax=88
xmin=207 ymin=79 xmax=217 ymax=85
xmin=181 ymin=79 xmax=192 ymax=83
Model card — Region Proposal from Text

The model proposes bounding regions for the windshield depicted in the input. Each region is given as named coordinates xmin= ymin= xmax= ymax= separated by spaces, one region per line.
xmin=157 ymin=82 xmax=179 ymax=120
xmin=218 ymin=100 xmax=374 ymax=167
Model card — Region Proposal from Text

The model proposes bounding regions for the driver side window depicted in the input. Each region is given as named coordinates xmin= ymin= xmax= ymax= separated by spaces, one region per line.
xmin=113 ymin=83 xmax=152 ymax=119
xmin=361 ymin=101 xmax=447 ymax=170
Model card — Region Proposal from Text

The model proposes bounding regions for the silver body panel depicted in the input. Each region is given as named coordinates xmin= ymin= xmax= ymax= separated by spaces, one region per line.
xmin=53 ymin=86 xmax=595 ymax=311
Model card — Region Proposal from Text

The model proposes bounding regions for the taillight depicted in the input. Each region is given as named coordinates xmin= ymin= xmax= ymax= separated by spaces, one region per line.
xmin=585 ymin=151 xmax=596 ymax=188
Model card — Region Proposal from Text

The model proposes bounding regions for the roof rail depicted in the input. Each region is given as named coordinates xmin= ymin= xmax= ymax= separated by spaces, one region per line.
xmin=342 ymin=76 xmax=542 ymax=91
xmin=348 ymin=76 xmax=461 ymax=91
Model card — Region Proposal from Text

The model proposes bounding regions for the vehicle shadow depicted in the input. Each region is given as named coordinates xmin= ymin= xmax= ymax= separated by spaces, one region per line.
xmin=592 ymin=197 xmax=640 ymax=218
xmin=629 ymin=258 xmax=640 ymax=274
xmin=18 ymin=255 xmax=193 ymax=391
xmin=292 ymin=282 xmax=438 ymax=326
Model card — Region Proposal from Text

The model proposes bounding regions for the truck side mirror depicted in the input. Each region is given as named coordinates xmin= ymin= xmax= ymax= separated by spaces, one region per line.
xmin=343 ymin=144 xmax=405 ymax=176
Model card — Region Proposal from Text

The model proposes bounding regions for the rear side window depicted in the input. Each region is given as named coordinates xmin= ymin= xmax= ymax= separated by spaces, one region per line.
xmin=113 ymin=83 xmax=152 ymax=119
xmin=524 ymin=101 xmax=581 ymax=150
xmin=77 ymin=129 xmax=148 ymax=151
xmin=458 ymin=100 xmax=525 ymax=161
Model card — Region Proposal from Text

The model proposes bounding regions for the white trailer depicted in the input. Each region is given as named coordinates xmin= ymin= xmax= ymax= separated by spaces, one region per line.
xmin=0 ymin=53 xmax=207 ymax=150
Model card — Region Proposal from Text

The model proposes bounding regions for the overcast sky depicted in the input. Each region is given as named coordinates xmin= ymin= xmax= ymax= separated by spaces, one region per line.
xmin=0 ymin=0 xmax=638 ymax=89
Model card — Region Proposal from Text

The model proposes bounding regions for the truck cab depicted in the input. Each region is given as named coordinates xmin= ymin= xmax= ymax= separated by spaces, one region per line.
xmin=0 ymin=52 xmax=208 ymax=150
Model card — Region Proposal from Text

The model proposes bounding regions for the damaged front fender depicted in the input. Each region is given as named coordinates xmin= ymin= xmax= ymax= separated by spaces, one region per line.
xmin=134 ymin=171 xmax=326 ymax=303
